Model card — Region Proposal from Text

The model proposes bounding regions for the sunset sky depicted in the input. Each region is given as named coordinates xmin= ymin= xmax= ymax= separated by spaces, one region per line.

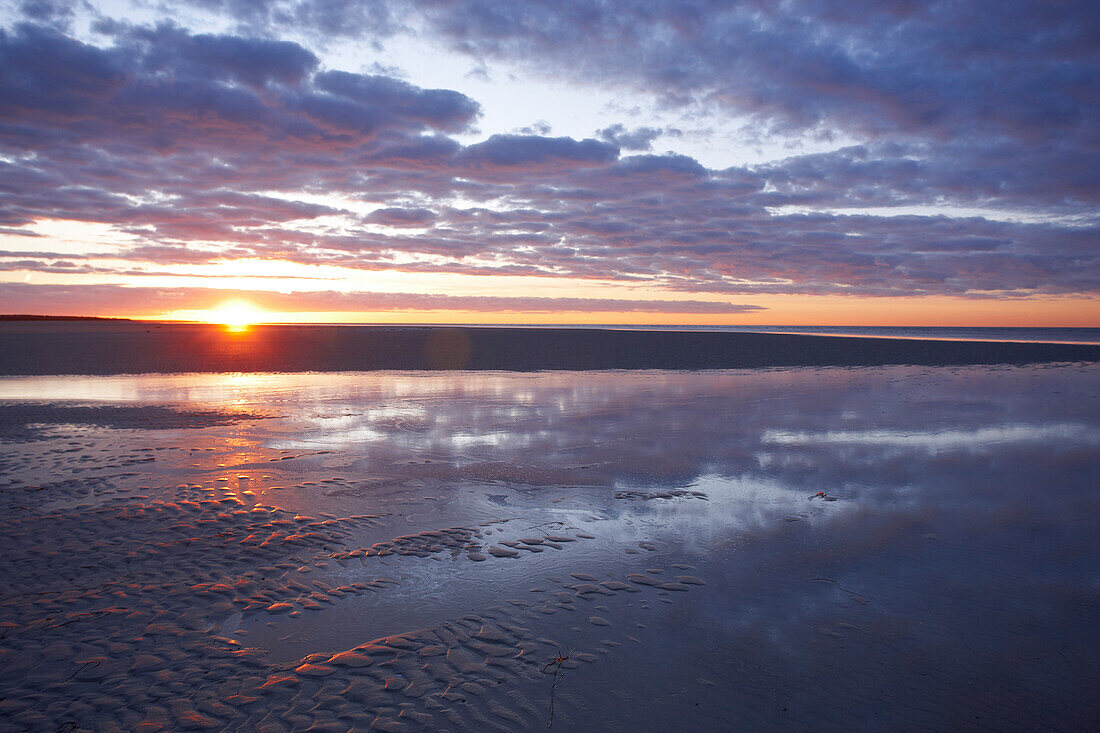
xmin=0 ymin=0 xmax=1097 ymax=325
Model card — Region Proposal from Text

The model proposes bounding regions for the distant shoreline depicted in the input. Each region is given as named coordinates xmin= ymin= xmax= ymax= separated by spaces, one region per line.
xmin=2 ymin=316 xmax=1097 ymax=344
xmin=0 ymin=314 xmax=136 ymax=322
xmin=1 ymin=322 xmax=1098 ymax=375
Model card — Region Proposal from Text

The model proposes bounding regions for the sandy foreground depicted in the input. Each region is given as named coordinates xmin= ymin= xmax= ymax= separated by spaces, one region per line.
xmin=1 ymin=366 xmax=1098 ymax=731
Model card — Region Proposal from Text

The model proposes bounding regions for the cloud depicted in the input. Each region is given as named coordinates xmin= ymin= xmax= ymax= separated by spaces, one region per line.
xmin=0 ymin=282 xmax=765 ymax=315
xmin=517 ymin=120 xmax=552 ymax=136
xmin=0 ymin=22 xmax=479 ymax=158
xmin=107 ymin=21 xmax=322 ymax=88
xmin=16 ymin=0 xmax=78 ymax=27
xmin=399 ymin=0 xmax=1100 ymax=148
xmin=596 ymin=124 xmax=663 ymax=151
xmin=0 ymin=7 xmax=1096 ymax=308
xmin=178 ymin=0 xmax=401 ymax=40
xmin=311 ymin=70 xmax=478 ymax=132
xmin=365 ymin=207 xmax=437 ymax=227
xmin=456 ymin=134 xmax=619 ymax=176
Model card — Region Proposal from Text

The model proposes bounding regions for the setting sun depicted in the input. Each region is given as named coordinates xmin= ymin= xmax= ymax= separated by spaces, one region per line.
xmin=207 ymin=300 xmax=263 ymax=331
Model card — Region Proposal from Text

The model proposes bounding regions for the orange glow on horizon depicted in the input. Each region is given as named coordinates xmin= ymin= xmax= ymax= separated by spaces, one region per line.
xmin=132 ymin=293 xmax=1100 ymax=328
xmin=190 ymin=300 xmax=265 ymax=331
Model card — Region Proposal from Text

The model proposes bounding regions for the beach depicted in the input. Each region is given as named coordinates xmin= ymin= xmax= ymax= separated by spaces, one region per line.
xmin=0 ymin=326 xmax=1098 ymax=731
xmin=5 ymin=0 xmax=1097 ymax=728
xmin=1 ymin=321 xmax=1099 ymax=375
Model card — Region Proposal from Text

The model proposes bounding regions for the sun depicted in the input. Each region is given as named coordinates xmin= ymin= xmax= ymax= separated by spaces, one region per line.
xmin=207 ymin=300 xmax=263 ymax=331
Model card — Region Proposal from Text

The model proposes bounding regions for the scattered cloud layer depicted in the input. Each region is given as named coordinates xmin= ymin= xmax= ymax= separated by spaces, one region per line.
xmin=0 ymin=1 xmax=1096 ymax=316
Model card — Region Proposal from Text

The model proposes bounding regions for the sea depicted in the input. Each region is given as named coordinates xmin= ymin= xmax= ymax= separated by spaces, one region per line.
xmin=501 ymin=324 xmax=1100 ymax=345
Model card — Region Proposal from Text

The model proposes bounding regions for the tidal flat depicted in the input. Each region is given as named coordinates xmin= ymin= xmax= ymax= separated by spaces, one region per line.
xmin=1 ymin=365 xmax=1098 ymax=731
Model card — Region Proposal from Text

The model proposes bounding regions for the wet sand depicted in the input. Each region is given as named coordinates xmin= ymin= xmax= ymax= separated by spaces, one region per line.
xmin=1 ymin=366 xmax=1098 ymax=731
xmin=1 ymin=321 xmax=1098 ymax=374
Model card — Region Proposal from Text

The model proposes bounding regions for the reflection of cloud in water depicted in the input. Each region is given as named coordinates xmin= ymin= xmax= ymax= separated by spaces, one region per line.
xmin=4 ymin=366 xmax=1098 ymax=551
xmin=763 ymin=423 xmax=1100 ymax=450
xmin=2 ymin=364 xmax=1097 ymax=730
xmin=5 ymin=366 xmax=1097 ymax=500
xmin=595 ymin=473 xmax=849 ymax=555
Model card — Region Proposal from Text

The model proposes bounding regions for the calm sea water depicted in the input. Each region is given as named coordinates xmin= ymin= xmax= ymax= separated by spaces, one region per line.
xmin=174 ymin=322 xmax=1099 ymax=345
xmin=508 ymin=325 xmax=1100 ymax=345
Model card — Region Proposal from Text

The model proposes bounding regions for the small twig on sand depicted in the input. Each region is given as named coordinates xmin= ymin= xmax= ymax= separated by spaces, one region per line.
xmin=811 ymin=577 xmax=869 ymax=605
xmin=64 ymin=660 xmax=99 ymax=682
xmin=49 ymin=610 xmax=113 ymax=629
xmin=540 ymin=648 xmax=574 ymax=728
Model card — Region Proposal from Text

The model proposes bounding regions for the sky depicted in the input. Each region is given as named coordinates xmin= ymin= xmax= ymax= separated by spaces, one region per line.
xmin=0 ymin=0 xmax=1097 ymax=325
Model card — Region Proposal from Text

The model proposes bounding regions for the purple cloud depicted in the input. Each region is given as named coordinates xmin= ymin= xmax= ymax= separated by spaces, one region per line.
xmin=0 ymin=22 xmax=479 ymax=156
xmin=596 ymin=124 xmax=664 ymax=151
xmin=402 ymin=0 xmax=1099 ymax=146
xmin=0 ymin=5 xmax=1096 ymax=310
xmin=366 ymin=207 xmax=437 ymax=227
xmin=457 ymin=134 xmax=619 ymax=174
xmin=183 ymin=0 xmax=400 ymax=39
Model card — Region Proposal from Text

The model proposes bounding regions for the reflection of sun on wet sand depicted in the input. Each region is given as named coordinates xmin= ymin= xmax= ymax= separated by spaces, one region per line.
xmin=0 ymin=395 xmax=714 ymax=730
xmin=0 ymin=364 xmax=1098 ymax=731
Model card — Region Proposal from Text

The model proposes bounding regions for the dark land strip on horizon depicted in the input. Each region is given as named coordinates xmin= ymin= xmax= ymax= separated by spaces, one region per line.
xmin=1 ymin=322 xmax=1098 ymax=375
